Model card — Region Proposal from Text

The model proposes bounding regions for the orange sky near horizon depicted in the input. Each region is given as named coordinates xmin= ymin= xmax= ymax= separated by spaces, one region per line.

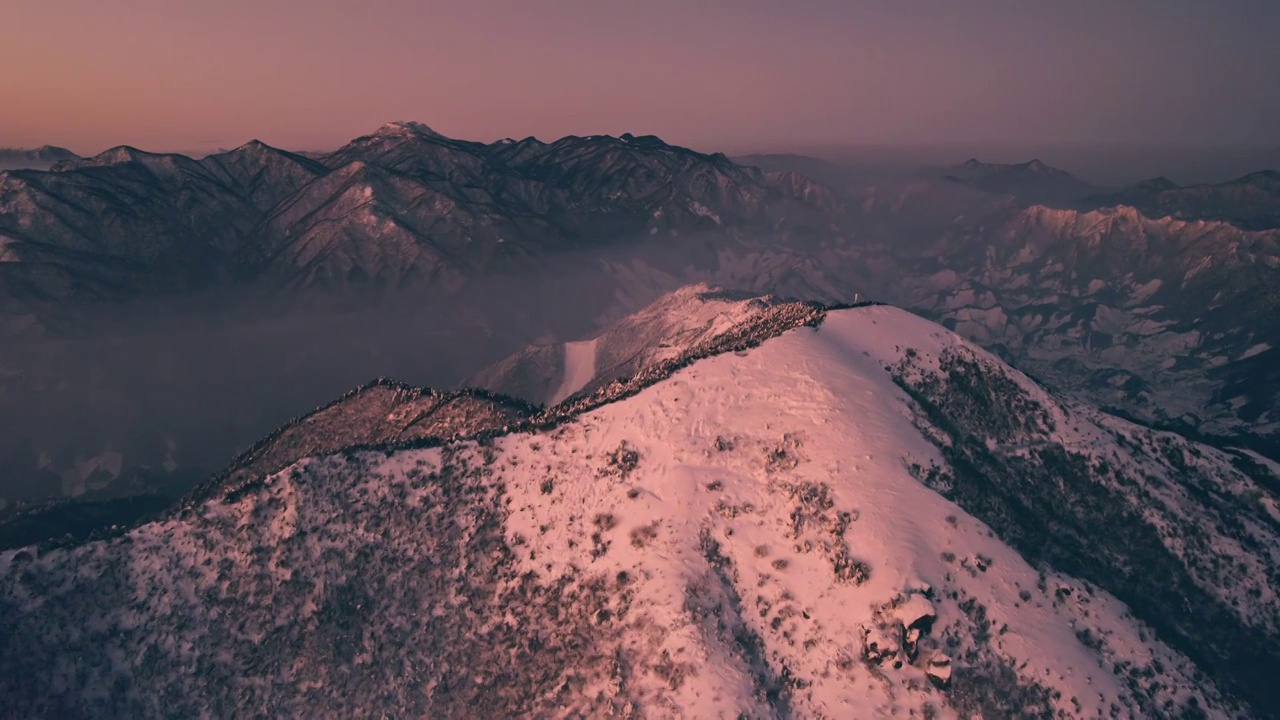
xmin=2 ymin=0 xmax=1278 ymax=156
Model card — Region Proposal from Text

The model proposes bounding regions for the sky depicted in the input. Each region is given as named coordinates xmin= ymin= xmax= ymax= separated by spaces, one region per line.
xmin=2 ymin=0 xmax=1279 ymax=155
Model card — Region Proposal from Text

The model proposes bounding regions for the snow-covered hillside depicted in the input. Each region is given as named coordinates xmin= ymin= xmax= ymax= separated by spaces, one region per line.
xmin=472 ymin=284 xmax=819 ymax=407
xmin=1 ymin=305 xmax=1276 ymax=718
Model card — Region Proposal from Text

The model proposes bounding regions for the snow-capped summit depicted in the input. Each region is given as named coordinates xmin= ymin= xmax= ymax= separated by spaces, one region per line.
xmin=73 ymin=145 xmax=157 ymax=167
xmin=375 ymin=120 xmax=446 ymax=138
xmin=2 ymin=298 xmax=1275 ymax=717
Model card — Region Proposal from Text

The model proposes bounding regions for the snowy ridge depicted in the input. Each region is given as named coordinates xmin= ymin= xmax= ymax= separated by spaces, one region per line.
xmin=869 ymin=310 xmax=1280 ymax=663
xmin=1083 ymin=170 xmax=1280 ymax=229
xmin=181 ymin=378 xmax=538 ymax=511
xmin=144 ymin=297 xmax=835 ymax=528
xmin=2 ymin=304 xmax=1274 ymax=717
xmin=474 ymin=284 xmax=819 ymax=407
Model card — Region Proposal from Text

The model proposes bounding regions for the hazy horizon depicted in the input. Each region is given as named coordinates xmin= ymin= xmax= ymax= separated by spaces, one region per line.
xmin=5 ymin=0 xmax=1280 ymax=158
xmin=6 ymin=128 xmax=1278 ymax=188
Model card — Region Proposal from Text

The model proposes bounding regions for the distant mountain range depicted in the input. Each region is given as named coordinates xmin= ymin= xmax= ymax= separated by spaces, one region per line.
xmin=0 ymin=123 xmax=840 ymax=320
xmin=883 ymin=202 xmax=1280 ymax=450
xmin=940 ymin=158 xmax=1098 ymax=205
xmin=1083 ymin=169 xmax=1280 ymax=229
xmin=740 ymin=155 xmax=1280 ymax=454
xmin=733 ymin=153 xmax=865 ymax=191
xmin=0 ymin=146 xmax=80 ymax=171
xmin=3 ymin=123 xmax=1278 ymax=719
xmin=1 ymin=125 xmax=1277 ymax=511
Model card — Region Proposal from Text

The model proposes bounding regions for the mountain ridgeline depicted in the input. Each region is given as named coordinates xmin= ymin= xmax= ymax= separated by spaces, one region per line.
xmin=3 ymin=117 xmax=1279 ymax=716
xmin=1082 ymin=170 xmax=1280 ymax=229
xmin=0 ymin=146 xmax=81 ymax=172
xmin=2 ymin=299 xmax=1278 ymax=718
xmin=0 ymin=125 xmax=850 ymax=511
xmin=0 ymin=122 xmax=840 ymax=318
xmin=0 ymin=126 xmax=1277 ymax=524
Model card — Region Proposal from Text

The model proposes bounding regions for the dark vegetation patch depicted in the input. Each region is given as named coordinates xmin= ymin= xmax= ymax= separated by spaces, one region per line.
xmin=687 ymin=528 xmax=792 ymax=715
xmin=948 ymin=654 xmax=1058 ymax=720
xmin=0 ymin=493 xmax=173 ymax=551
xmin=893 ymin=347 xmax=1279 ymax=716
xmin=780 ymin=479 xmax=870 ymax=586
xmin=0 ymin=449 xmax=647 ymax=718
xmin=602 ymin=441 xmax=641 ymax=479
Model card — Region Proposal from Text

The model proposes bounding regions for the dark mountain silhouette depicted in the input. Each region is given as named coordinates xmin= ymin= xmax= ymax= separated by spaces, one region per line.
xmin=0 ymin=123 xmax=841 ymax=319
xmin=941 ymin=157 xmax=1097 ymax=205
xmin=1083 ymin=170 xmax=1280 ymax=228
xmin=0 ymin=146 xmax=81 ymax=171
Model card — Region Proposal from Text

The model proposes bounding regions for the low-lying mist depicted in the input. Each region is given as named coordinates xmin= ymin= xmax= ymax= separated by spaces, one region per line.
xmin=0 ymin=231 xmax=782 ymax=506
xmin=20 ymin=140 xmax=1246 ymax=508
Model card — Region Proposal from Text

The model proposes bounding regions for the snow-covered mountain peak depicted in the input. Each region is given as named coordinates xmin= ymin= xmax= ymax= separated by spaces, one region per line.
xmin=508 ymin=304 xmax=1267 ymax=715
xmin=79 ymin=145 xmax=153 ymax=166
xmin=5 ymin=301 xmax=1275 ymax=717
xmin=375 ymin=120 xmax=446 ymax=139
xmin=1015 ymin=202 xmax=1148 ymax=234
xmin=1020 ymin=200 xmax=1270 ymax=238
xmin=478 ymin=305 xmax=1218 ymax=716
xmin=205 ymin=139 xmax=323 ymax=173
xmin=622 ymin=283 xmax=785 ymax=324
xmin=230 ymin=138 xmax=277 ymax=155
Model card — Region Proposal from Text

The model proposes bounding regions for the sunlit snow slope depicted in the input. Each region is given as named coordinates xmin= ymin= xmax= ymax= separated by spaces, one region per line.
xmin=473 ymin=284 xmax=816 ymax=407
xmin=1 ymin=306 xmax=1274 ymax=718
xmin=549 ymin=339 xmax=599 ymax=406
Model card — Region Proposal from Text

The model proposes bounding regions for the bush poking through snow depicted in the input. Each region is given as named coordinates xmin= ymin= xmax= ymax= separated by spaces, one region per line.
xmin=833 ymin=546 xmax=872 ymax=585
xmin=602 ymin=441 xmax=641 ymax=479
xmin=765 ymin=433 xmax=805 ymax=474
xmin=630 ymin=522 xmax=660 ymax=549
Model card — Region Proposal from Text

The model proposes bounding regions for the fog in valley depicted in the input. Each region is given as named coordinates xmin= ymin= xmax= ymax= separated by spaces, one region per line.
xmin=2 ymin=141 xmax=1276 ymax=511
xmin=0 ymin=230 xmax=778 ymax=505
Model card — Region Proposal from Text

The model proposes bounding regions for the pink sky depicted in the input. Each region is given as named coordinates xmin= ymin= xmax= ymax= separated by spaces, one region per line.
xmin=3 ymin=0 xmax=1278 ymax=155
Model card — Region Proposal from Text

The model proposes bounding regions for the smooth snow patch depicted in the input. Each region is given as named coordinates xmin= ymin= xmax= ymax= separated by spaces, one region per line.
xmin=549 ymin=338 xmax=598 ymax=406
xmin=1240 ymin=343 xmax=1271 ymax=361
